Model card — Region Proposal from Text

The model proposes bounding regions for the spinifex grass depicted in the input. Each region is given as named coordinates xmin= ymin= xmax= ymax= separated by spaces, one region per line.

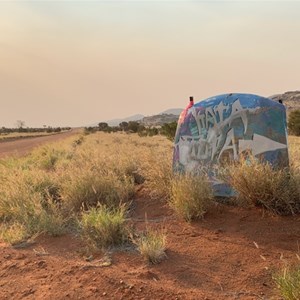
xmin=170 ymin=174 xmax=214 ymax=221
xmin=0 ymin=132 xmax=298 ymax=246
xmin=132 ymin=227 xmax=167 ymax=264
xmin=224 ymin=155 xmax=300 ymax=215
xmin=274 ymin=266 xmax=300 ymax=300
xmin=79 ymin=204 xmax=128 ymax=250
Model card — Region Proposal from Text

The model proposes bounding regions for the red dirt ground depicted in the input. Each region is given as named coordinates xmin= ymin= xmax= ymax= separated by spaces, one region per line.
xmin=1 ymin=188 xmax=300 ymax=299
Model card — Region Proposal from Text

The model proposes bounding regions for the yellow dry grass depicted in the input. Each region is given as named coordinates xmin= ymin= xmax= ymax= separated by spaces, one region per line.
xmin=0 ymin=132 xmax=298 ymax=245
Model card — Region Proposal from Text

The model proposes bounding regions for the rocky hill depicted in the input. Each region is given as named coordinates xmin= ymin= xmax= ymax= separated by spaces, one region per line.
xmin=270 ymin=91 xmax=300 ymax=112
xmin=98 ymin=109 xmax=183 ymax=127
xmin=140 ymin=113 xmax=179 ymax=126
xmin=93 ymin=91 xmax=299 ymax=128
xmin=105 ymin=114 xmax=144 ymax=127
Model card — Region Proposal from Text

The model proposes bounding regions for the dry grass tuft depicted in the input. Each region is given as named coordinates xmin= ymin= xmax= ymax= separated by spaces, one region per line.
xmin=0 ymin=223 xmax=29 ymax=244
xmin=274 ymin=266 xmax=300 ymax=300
xmin=224 ymin=155 xmax=300 ymax=215
xmin=79 ymin=204 xmax=128 ymax=250
xmin=170 ymin=174 xmax=214 ymax=221
xmin=132 ymin=227 xmax=167 ymax=264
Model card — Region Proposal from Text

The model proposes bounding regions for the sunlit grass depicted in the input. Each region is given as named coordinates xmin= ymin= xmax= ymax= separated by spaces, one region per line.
xmin=79 ymin=204 xmax=128 ymax=250
xmin=170 ymin=174 xmax=214 ymax=221
xmin=0 ymin=132 xmax=298 ymax=246
xmin=132 ymin=227 xmax=167 ymax=264
xmin=274 ymin=265 xmax=300 ymax=300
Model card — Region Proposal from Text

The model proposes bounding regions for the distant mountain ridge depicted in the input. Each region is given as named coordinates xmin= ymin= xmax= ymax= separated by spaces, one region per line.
xmin=91 ymin=91 xmax=300 ymax=127
xmin=160 ymin=108 xmax=183 ymax=115
xmin=141 ymin=114 xmax=179 ymax=126
xmin=104 ymin=114 xmax=144 ymax=127
xmin=94 ymin=108 xmax=183 ymax=127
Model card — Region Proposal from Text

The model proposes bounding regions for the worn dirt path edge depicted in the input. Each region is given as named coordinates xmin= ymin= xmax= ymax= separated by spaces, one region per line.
xmin=0 ymin=129 xmax=81 ymax=158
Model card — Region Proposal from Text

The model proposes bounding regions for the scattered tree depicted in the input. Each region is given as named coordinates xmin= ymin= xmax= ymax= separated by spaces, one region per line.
xmin=16 ymin=120 xmax=25 ymax=129
xmin=160 ymin=121 xmax=177 ymax=141
xmin=119 ymin=121 xmax=129 ymax=131
xmin=98 ymin=122 xmax=109 ymax=131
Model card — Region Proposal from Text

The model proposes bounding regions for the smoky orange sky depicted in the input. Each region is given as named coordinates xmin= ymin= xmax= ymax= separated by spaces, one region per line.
xmin=0 ymin=1 xmax=299 ymax=127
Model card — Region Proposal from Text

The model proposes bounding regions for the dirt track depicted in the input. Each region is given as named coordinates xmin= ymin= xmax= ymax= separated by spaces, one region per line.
xmin=0 ymin=129 xmax=81 ymax=158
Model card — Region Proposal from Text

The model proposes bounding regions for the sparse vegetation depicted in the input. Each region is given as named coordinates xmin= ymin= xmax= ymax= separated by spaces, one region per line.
xmin=0 ymin=132 xmax=172 ymax=246
xmin=0 ymin=129 xmax=299 ymax=299
xmin=274 ymin=266 xmax=300 ymax=300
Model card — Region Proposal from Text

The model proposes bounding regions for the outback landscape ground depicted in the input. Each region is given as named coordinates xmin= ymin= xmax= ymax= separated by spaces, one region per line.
xmin=0 ymin=131 xmax=299 ymax=299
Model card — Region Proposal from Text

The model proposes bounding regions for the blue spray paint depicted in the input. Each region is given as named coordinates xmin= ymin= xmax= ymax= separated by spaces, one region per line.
xmin=173 ymin=93 xmax=289 ymax=197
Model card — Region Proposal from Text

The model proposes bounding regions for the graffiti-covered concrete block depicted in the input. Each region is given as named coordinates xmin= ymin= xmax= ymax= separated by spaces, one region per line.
xmin=173 ymin=93 xmax=289 ymax=196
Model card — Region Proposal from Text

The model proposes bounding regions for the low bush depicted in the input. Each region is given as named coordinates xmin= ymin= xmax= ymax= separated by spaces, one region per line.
xmin=170 ymin=174 xmax=213 ymax=221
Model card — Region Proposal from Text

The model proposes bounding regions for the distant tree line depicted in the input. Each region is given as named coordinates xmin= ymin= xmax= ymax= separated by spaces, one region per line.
xmin=0 ymin=126 xmax=71 ymax=134
xmin=86 ymin=109 xmax=300 ymax=141
xmin=85 ymin=121 xmax=178 ymax=141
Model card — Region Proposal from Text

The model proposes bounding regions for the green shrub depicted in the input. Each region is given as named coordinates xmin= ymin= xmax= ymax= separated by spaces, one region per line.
xmin=160 ymin=121 xmax=177 ymax=141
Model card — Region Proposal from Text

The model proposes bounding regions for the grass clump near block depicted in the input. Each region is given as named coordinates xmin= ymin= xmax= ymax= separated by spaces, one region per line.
xmin=274 ymin=266 xmax=300 ymax=300
xmin=79 ymin=204 xmax=128 ymax=250
xmin=225 ymin=156 xmax=300 ymax=215
xmin=132 ymin=227 xmax=167 ymax=264
xmin=170 ymin=174 xmax=214 ymax=222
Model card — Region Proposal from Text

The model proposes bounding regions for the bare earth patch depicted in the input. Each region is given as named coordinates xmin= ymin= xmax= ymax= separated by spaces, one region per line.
xmin=1 ymin=190 xmax=300 ymax=299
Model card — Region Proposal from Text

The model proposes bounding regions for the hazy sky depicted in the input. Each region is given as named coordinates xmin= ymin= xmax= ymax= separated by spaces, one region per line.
xmin=0 ymin=0 xmax=299 ymax=127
